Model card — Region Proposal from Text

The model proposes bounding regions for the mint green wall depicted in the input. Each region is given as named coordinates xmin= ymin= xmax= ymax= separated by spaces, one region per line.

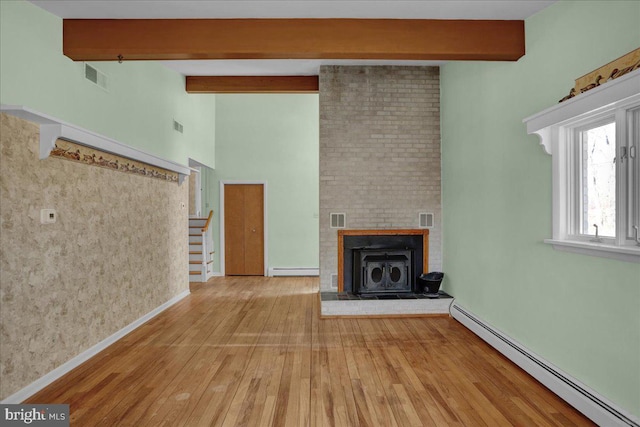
xmin=441 ymin=0 xmax=640 ymax=417
xmin=213 ymin=95 xmax=319 ymax=271
xmin=201 ymin=165 xmax=217 ymax=216
xmin=0 ymin=0 xmax=215 ymax=167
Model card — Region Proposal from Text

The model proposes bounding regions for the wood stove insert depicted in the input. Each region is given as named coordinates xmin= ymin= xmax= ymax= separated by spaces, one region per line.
xmin=337 ymin=229 xmax=429 ymax=293
xmin=353 ymin=249 xmax=413 ymax=294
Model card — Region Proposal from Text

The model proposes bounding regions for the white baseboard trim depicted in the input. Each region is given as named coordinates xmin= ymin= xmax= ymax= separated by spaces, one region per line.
xmin=209 ymin=272 xmax=224 ymax=277
xmin=1 ymin=289 xmax=190 ymax=404
xmin=267 ymin=267 xmax=319 ymax=277
xmin=450 ymin=301 xmax=639 ymax=427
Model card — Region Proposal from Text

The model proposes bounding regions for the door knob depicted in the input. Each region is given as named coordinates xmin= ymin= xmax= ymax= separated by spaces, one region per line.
xmin=252 ymin=228 xmax=256 ymax=233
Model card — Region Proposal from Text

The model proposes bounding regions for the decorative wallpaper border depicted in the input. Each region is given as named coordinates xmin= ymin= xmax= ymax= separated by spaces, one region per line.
xmin=50 ymin=139 xmax=179 ymax=182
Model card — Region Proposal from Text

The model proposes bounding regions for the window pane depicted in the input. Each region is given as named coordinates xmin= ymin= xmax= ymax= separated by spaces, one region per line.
xmin=630 ymin=109 xmax=640 ymax=241
xmin=580 ymin=122 xmax=616 ymax=237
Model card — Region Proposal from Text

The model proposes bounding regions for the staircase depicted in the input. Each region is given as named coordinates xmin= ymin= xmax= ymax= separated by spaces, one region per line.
xmin=189 ymin=210 xmax=214 ymax=282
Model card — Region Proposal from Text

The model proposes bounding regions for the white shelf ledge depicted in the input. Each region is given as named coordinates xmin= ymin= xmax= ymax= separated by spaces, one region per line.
xmin=1 ymin=104 xmax=191 ymax=184
xmin=544 ymin=239 xmax=640 ymax=263
xmin=523 ymin=70 xmax=640 ymax=155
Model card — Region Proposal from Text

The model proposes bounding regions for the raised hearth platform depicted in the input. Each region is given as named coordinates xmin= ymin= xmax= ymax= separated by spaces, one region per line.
xmin=319 ymin=291 xmax=453 ymax=318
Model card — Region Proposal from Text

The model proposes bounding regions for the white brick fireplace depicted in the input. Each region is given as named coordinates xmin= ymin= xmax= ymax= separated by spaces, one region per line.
xmin=319 ymin=66 xmax=442 ymax=291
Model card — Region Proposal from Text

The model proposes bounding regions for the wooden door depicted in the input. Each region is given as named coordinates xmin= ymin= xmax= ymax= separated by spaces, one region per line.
xmin=224 ymin=184 xmax=264 ymax=276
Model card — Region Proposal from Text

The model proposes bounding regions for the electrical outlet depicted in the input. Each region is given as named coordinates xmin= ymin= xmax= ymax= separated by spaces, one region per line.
xmin=40 ymin=209 xmax=57 ymax=224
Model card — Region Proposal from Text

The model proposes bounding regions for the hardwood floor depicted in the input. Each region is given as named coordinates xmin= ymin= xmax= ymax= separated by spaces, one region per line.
xmin=26 ymin=277 xmax=593 ymax=426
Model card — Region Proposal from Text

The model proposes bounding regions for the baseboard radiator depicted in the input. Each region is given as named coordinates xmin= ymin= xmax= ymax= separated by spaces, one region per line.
xmin=268 ymin=267 xmax=319 ymax=277
xmin=450 ymin=301 xmax=639 ymax=427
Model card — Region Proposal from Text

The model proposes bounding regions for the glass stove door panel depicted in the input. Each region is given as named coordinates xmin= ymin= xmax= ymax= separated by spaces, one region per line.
xmin=363 ymin=262 xmax=386 ymax=291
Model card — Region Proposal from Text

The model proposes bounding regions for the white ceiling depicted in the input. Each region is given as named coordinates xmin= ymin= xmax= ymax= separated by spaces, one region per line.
xmin=30 ymin=0 xmax=556 ymax=76
xmin=30 ymin=1 xmax=556 ymax=20
xmin=160 ymin=59 xmax=447 ymax=76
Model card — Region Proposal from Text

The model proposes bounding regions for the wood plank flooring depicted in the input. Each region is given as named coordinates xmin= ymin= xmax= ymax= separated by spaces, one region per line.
xmin=26 ymin=277 xmax=593 ymax=426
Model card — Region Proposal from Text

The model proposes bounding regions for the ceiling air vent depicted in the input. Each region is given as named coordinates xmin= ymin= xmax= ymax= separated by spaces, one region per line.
xmin=173 ymin=120 xmax=184 ymax=134
xmin=84 ymin=63 xmax=108 ymax=90
xmin=419 ymin=212 xmax=434 ymax=228
xmin=330 ymin=213 xmax=346 ymax=229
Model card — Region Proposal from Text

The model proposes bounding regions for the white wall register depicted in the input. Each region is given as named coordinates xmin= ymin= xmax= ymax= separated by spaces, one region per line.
xmin=524 ymin=70 xmax=640 ymax=263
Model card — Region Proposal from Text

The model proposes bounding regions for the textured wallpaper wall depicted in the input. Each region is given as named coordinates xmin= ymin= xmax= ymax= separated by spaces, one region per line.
xmin=0 ymin=114 xmax=189 ymax=399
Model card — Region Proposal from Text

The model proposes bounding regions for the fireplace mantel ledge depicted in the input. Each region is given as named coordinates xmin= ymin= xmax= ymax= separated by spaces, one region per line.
xmin=1 ymin=104 xmax=192 ymax=184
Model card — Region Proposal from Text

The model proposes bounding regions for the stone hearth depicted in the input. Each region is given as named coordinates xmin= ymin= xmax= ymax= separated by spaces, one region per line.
xmin=319 ymin=291 xmax=452 ymax=317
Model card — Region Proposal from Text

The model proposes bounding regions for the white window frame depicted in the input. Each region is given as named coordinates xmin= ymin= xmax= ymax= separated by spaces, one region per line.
xmin=568 ymin=115 xmax=617 ymax=244
xmin=524 ymin=70 xmax=640 ymax=263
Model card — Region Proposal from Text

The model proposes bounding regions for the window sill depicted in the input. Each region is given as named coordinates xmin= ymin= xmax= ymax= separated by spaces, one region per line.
xmin=544 ymin=239 xmax=640 ymax=263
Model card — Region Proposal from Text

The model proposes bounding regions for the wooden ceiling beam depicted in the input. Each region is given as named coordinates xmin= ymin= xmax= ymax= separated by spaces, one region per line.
xmin=186 ymin=76 xmax=319 ymax=93
xmin=63 ymin=19 xmax=525 ymax=62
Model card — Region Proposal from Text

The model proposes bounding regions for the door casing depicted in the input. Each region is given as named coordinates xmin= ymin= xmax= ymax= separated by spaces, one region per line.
xmin=190 ymin=166 xmax=202 ymax=217
xmin=219 ymin=180 xmax=268 ymax=276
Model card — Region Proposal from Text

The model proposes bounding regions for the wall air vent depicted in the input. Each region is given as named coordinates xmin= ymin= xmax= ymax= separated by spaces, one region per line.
xmin=330 ymin=213 xmax=346 ymax=229
xmin=84 ymin=63 xmax=108 ymax=91
xmin=173 ymin=120 xmax=184 ymax=134
xmin=419 ymin=212 xmax=434 ymax=228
